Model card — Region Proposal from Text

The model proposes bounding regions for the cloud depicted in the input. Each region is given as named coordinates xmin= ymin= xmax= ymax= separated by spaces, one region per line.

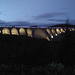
xmin=0 ymin=20 xmax=6 ymax=24
xmin=8 ymin=21 xmax=33 ymax=26
xmin=0 ymin=20 xmax=34 ymax=26
xmin=60 ymin=8 xmax=68 ymax=10
xmin=0 ymin=12 xmax=2 ymax=15
xmin=33 ymin=12 xmax=67 ymax=20
xmin=70 ymin=20 xmax=75 ymax=25
xmin=0 ymin=11 xmax=6 ymax=15
xmin=0 ymin=20 xmax=57 ymax=27
xmin=47 ymin=19 xmax=66 ymax=22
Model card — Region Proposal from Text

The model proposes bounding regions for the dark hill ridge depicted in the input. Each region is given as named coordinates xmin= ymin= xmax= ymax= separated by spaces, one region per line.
xmin=0 ymin=35 xmax=54 ymax=65
xmin=0 ymin=31 xmax=75 ymax=66
xmin=53 ymin=31 xmax=75 ymax=65
xmin=50 ymin=24 xmax=75 ymax=27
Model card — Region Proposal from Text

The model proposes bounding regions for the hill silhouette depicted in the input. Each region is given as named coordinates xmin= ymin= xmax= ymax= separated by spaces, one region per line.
xmin=0 ymin=31 xmax=75 ymax=66
xmin=50 ymin=24 xmax=75 ymax=27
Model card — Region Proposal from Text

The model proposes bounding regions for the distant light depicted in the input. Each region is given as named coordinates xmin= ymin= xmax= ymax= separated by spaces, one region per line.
xmin=56 ymin=28 xmax=60 ymax=34
xmin=72 ymin=28 xmax=74 ymax=31
xmin=60 ymin=32 xmax=61 ymax=33
xmin=31 ymin=35 xmax=33 ymax=37
xmin=70 ymin=29 xmax=72 ymax=31
xmin=46 ymin=37 xmax=50 ymax=41
xmin=51 ymin=35 xmax=53 ymax=38
xmin=55 ymin=34 xmax=57 ymax=36
xmin=0 ymin=30 xmax=1 ymax=33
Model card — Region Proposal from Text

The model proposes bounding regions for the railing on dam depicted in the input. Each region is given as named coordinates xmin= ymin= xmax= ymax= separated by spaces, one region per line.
xmin=0 ymin=26 xmax=75 ymax=41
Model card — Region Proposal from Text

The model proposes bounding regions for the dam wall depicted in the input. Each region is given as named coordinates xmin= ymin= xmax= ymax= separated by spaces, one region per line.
xmin=0 ymin=26 xmax=75 ymax=41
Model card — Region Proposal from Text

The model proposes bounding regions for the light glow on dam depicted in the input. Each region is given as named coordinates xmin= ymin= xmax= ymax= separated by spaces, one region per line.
xmin=27 ymin=28 xmax=32 ymax=37
xmin=19 ymin=28 xmax=26 ymax=35
xmin=0 ymin=26 xmax=75 ymax=41
xmin=46 ymin=28 xmax=53 ymax=39
xmin=60 ymin=28 xmax=65 ymax=33
xmin=11 ymin=28 xmax=19 ymax=35
xmin=56 ymin=28 xmax=60 ymax=35
xmin=51 ymin=29 xmax=56 ymax=36
xmin=34 ymin=29 xmax=50 ymax=41
xmin=2 ymin=28 xmax=10 ymax=35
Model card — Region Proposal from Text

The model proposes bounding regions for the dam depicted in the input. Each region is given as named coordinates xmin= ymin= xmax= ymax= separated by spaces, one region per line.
xmin=0 ymin=26 xmax=75 ymax=41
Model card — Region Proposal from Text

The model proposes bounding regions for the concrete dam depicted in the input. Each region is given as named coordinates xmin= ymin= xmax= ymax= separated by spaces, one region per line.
xmin=0 ymin=26 xmax=75 ymax=41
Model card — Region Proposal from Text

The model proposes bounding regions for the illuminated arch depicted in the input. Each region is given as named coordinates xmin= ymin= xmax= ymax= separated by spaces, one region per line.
xmin=60 ymin=28 xmax=65 ymax=33
xmin=27 ymin=28 xmax=32 ymax=37
xmin=56 ymin=28 xmax=60 ymax=34
xmin=64 ymin=28 xmax=66 ymax=32
xmin=51 ymin=29 xmax=56 ymax=36
xmin=2 ymin=28 xmax=10 ymax=35
xmin=71 ymin=28 xmax=75 ymax=31
xmin=0 ymin=30 xmax=1 ymax=33
xmin=34 ymin=29 xmax=50 ymax=41
xmin=46 ymin=28 xmax=53 ymax=38
xmin=11 ymin=28 xmax=19 ymax=35
xmin=19 ymin=28 xmax=26 ymax=35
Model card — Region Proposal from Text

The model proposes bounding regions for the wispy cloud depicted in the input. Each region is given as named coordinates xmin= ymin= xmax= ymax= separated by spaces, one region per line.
xmin=0 ymin=20 xmax=34 ymax=26
xmin=70 ymin=20 xmax=75 ymax=25
xmin=0 ymin=11 xmax=6 ymax=15
xmin=33 ymin=12 xmax=67 ymax=20
xmin=0 ymin=12 xmax=2 ymax=14
xmin=0 ymin=19 xmax=56 ymax=27
xmin=47 ymin=19 xmax=66 ymax=22
xmin=60 ymin=8 xmax=68 ymax=10
xmin=0 ymin=11 xmax=3 ymax=15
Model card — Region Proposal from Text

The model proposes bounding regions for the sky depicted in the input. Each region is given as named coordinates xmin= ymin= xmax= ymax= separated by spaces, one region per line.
xmin=0 ymin=0 xmax=75 ymax=26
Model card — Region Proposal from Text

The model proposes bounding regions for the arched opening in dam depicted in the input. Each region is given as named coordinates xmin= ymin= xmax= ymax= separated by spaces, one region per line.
xmin=27 ymin=28 xmax=32 ymax=37
xmin=46 ymin=28 xmax=53 ymax=38
xmin=2 ymin=28 xmax=10 ymax=35
xmin=0 ymin=30 xmax=1 ymax=34
xmin=69 ymin=28 xmax=72 ymax=31
xmin=64 ymin=28 xmax=66 ymax=32
xmin=69 ymin=28 xmax=75 ymax=31
xmin=60 ymin=28 xmax=65 ymax=33
xmin=11 ymin=28 xmax=19 ymax=35
xmin=56 ymin=28 xmax=61 ymax=35
xmin=51 ymin=29 xmax=57 ymax=36
xmin=71 ymin=28 xmax=75 ymax=31
xmin=34 ymin=29 xmax=50 ymax=41
xmin=19 ymin=28 xmax=26 ymax=35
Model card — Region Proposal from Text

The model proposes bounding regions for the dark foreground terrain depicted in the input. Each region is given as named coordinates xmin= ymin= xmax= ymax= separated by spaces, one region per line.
xmin=0 ymin=31 xmax=75 ymax=75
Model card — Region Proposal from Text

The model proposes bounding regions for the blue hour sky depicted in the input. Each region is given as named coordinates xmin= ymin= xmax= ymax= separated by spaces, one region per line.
xmin=0 ymin=0 xmax=75 ymax=26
